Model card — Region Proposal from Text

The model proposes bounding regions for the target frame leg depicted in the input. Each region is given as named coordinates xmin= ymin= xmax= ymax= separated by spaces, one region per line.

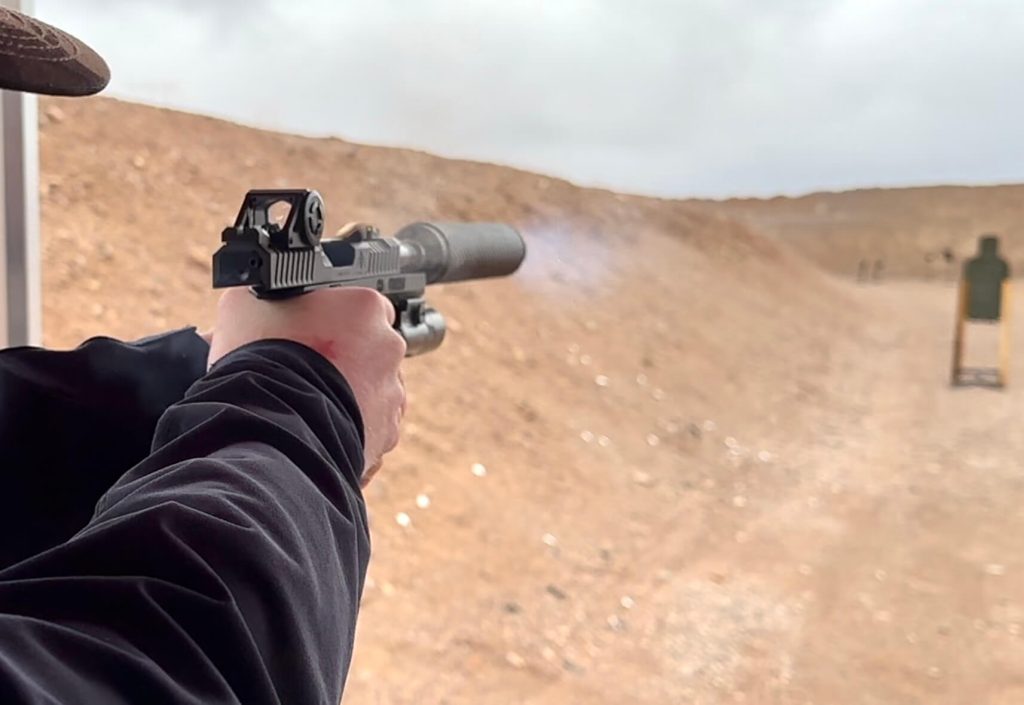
xmin=951 ymin=281 xmax=968 ymax=386
xmin=998 ymin=280 xmax=1012 ymax=387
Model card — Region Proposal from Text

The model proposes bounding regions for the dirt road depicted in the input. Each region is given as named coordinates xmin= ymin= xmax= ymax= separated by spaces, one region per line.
xmin=756 ymin=281 xmax=1024 ymax=704
xmin=345 ymin=281 xmax=1024 ymax=705
xmin=623 ymin=280 xmax=1024 ymax=705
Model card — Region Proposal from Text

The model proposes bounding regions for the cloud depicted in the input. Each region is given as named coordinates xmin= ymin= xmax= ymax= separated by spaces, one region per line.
xmin=33 ymin=0 xmax=1024 ymax=197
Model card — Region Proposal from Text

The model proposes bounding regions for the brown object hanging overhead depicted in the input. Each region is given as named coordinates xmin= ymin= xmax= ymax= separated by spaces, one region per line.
xmin=0 ymin=8 xmax=109 ymax=96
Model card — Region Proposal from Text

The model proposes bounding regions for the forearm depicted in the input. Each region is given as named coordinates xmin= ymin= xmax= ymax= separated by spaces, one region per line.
xmin=0 ymin=341 xmax=368 ymax=705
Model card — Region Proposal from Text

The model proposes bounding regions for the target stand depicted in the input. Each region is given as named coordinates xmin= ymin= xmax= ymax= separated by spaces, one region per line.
xmin=951 ymin=235 xmax=1012 ymax=388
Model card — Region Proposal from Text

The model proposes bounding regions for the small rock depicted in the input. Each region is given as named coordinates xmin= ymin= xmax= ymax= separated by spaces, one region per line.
xmin=651 ymin=388 xmax=666 ymax=401
xmin=984 ymin=563 xmax=1006 ymax=576
xmin=579 ymin=354 xmax=592 ymax=366
xmin=619 ymin=595 xmax=635 ymax=609
xmin=90 ymin=302 xmax=105 ymax=317
xmin=471 ymin=463 xmax=487 ymax=478
xmin=597 ymin=435 xmax=611 ymax=448
xmin=646 ymin=433 xmax=660 ymax=447
xmin=1009 ymin=623 xmax=1021 ymax=636
xmin=636 ymin=373 xmax=648 ymax=386
xmin=797 ymin=564 xmax=812 ymax=576
xmin=512 ymin=347 xmax=526 ymax=362
xmin=380 ymin=581 xmax=396 ymax=597
xmin=874 ymin=569 xmax=887 ymax=581
xmin=394 ymin=512 xmax=411 ymax=528
xmin=688 ymin=423 xmax=703 ymax=439
xmin=562 ymin=658 xmax=583 ymax=673
xmin=187 ymin=244 xmax=208 ymax=270
xmin=415 ymin=494 xmax=431 ymax=509
xmin=584 ymin=320 xmax=598 ymax=331
xmin=580 ymin=430 xmax=595 ymax=444
xmin=546 ymin=584 xmax=567 ymax=600
xmin=503 ymin=601 xmax=522 ymax=614
xmin=757 ymin=450 xmax=774 ymax=463
xmin=927 ymin=666 xmax=942 ymax=679
xmin=594 ymin=375 xmax=609 ymax=387
xmin=632 ymin=471 xmax=653 ymax=486
xmin=702 ymin=419 xmax=718 ymax=432
xmin=132 ymin=154 xmax=147 ymax=169
xmin=606 ymin=614 xmax=624 ymax=631
xmin=541 ymin=533 xmax=558 ymax=547
xmin=505 ymin=651 xmax=526 ymax=668
xmin=732 ymin=496 xmax=748 ymax=508
xmin=97 ymin=242 xmax=115 ymax=261
xmin=541 ymin=646 xmax=558 ymax=662
xmin=45 ymin=105 xmax=66 ymax=123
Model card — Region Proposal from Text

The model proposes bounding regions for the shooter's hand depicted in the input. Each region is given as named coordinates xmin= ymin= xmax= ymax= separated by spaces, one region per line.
xmin=208 ymin=287 xmax=407 ymax=480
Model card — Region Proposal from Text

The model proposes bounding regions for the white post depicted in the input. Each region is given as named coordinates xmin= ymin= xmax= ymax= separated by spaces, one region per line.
xmin=0 ymin=0 xmax=42 ymax=348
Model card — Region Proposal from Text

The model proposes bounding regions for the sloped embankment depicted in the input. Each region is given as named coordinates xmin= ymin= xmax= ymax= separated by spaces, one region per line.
xmin=38 ymin=96 xmax=866 ymax=703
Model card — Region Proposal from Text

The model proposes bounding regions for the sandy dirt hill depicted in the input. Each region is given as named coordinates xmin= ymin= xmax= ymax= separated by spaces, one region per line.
xmin=703 ymin=186 xmax=1024 ymax=281
xmin=34 ymin=97 xmax=1024 ymax=704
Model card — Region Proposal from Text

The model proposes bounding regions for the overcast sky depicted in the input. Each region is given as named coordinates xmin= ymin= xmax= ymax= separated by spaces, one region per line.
xmin=33 ymin=0 xmax=1024 ymax=198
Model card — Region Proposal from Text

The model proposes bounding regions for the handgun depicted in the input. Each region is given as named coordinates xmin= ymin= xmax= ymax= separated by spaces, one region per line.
xmin=212 ymin=189 xmax=526 ymax=356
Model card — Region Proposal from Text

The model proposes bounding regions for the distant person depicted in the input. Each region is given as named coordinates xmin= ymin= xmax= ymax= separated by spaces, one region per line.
xmin=942 ymin=247 xmax=955 ymax=265
xmin=872 ymin=259 xmax=885 ymax=282
xmin=857 ymin=259 xmax=869 ymax=282
xmin=0 ymin=8 xmax=403 ymax=704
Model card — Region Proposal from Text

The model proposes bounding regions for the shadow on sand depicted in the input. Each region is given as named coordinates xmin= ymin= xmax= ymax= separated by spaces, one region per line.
xmin=951 ymin=367 xmax=1006 ymax=390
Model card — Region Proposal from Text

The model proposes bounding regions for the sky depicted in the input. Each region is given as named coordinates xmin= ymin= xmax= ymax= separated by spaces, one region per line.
xmin=33 ymin=0 xmax=1024 ymax=199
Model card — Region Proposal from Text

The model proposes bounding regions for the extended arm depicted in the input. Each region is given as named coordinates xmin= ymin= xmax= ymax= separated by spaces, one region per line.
xmin=0 ymin=340 xmax=369 ymax=705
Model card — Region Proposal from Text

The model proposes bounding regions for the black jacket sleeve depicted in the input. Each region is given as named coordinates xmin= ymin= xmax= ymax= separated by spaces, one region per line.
xmin=0 ymin=340 xmax=370 ymax=705
xmin=0 ymin=328 xmax=210 ymax=568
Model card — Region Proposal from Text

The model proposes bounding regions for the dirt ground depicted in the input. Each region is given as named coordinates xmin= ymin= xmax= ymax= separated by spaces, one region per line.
xmin=344 ymin=281 xmax=1024 ymax=705
xmin=33 ymin=97 xmax=1024 ymax=704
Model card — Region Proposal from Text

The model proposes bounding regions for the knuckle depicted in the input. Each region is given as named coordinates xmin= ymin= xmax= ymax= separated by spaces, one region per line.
xmin=390 ymin=329 xmax=408 ymax=359
xmin=346 ymin=288 xmax=395 ymax=323
xmin=376 ymin=293 xmax=397 ymax=322
xmin=386 ymin=421 xmax=401 ymax=452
